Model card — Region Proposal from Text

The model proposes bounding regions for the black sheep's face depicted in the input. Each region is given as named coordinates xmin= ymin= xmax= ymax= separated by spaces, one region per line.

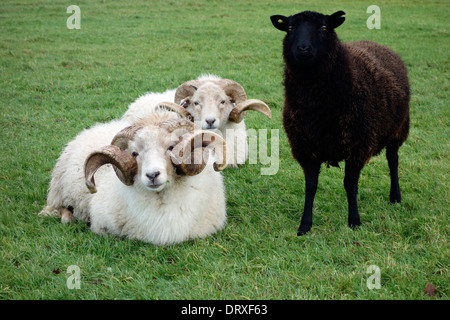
xmin=270 ymin=11 xmax=345 ymax=69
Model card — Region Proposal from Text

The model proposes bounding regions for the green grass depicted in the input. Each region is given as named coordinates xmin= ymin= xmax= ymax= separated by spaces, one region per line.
xmin=0 ymin=0 xmax=448 ymax=300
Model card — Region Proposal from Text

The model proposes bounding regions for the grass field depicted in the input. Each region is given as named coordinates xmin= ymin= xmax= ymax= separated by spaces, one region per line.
xmin=0 ymin=0 xmax=448 ymax=300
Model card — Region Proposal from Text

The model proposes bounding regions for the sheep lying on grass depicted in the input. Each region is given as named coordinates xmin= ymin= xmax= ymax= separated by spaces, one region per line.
xmin=270 ymin=10 xmax=410 ymax=235
xmin=40 ymin=106 xmax=228 ymax=245
xmin=123 ymin=75 xmax=272 ymax=167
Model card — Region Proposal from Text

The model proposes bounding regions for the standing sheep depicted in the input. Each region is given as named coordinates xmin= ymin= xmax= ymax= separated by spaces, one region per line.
xmin=270 ymin=10 xmax=410 ymax=235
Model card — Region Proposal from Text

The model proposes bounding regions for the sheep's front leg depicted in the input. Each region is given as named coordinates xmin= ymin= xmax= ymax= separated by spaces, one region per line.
xmin=344 ymin=161 xmax=362 ymax=229
xmin=298 ymin=161 xmax=321 ymax=235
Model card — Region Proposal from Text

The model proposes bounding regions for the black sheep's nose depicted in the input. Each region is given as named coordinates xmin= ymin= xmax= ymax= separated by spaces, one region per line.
xmin=297 ymin=45 xmax=312 ymax=53
xmin=146 ymin=171 xmax=160 ymax=182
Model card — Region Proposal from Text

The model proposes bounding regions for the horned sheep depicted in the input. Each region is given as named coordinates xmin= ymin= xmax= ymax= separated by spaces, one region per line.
xmin=123 ymin=75 xmax=272 ymax=167
xmin=40 ymin=106 xmax=228 ymax=245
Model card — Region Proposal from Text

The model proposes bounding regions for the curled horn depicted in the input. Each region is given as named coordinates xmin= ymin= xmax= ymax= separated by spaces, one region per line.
xmin=111 ymin=125 xmax=142 ymax=150
xmin=84 ymin=126 xmax=141 ymax=193
xmin=220 ymin=79 xmax=248 ymax=105
xmin=170 ymin=131 xmax=227 ymax=176
xmin=155 ymin=102 xmax=194 ymax=121
xmin=174 ymin=80 xmax=201 ymax=105
xmin=228 ymin=99 xmax=272 ymax=123
xmin=84 ymin=145 xmax=138 ymax=193
xmin=159 ymin=118 xmax=199 ymax=133
xmin=219 ymin=79 xmax=272 ymax=123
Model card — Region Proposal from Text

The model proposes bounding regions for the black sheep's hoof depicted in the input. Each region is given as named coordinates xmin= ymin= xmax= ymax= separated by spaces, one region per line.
xmin=297 ymin=224 xmax=312 ymax=236
xmin=389 ymin=193 xmax=401 ymax=203
xmin=348 ymin=219 xmax=361 ymax=230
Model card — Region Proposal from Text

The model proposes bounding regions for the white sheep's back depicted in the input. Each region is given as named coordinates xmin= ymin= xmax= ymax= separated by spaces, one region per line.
xmin=122 ymin=89 xmax=176 ymax=122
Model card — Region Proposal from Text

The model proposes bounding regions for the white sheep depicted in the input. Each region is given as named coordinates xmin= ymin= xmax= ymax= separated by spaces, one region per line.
xmin=39 ymin=106 xmax=228 ymax=245
xmin=123 ymin=75 xmax=272 ymax=167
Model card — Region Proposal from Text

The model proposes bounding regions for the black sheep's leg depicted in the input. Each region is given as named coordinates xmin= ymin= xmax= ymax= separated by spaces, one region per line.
xmin=344 ymin=161 xmax=362 ymax=229
xmin=298 ymin=161 xmax=321 ymax=235
xmin=386 ymin=142 xmax=401 ymax=203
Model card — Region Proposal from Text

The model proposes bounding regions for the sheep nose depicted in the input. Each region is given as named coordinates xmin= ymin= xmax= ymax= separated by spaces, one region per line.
xmin=297 ymin=44 xmax=312 ymax=53
xmin=146 ymin=171 xmax=160 ymax=182
xmin=205 ymin=118 xmax=216 ymax=127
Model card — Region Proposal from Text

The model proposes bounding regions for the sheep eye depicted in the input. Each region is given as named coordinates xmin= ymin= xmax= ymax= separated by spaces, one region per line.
xmin=167 ymin=145 xmax=174 ymax=151
xmin=220 ymin=100 xmax=226 ymax=105
xmin=193 ymin=101 xmax=199 ymax=106
xmin=321 ymin=25 xmax=327 ymax=31
xmin=132 ymin=152 xmax=139 ymax=157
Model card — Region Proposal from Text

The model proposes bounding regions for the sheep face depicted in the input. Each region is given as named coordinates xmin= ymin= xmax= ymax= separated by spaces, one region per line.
xmin=126 ymin=126 xmax=176 ymax=192
xmin=84 ymin=119 xmax=228 ymax=194
xmin=271 ymin=11 xmax=345 ymax=69
xmin=175 ymin=79 xmax=271 ymax=127
xmin=183 ymin=83 xmax=234 ymax=131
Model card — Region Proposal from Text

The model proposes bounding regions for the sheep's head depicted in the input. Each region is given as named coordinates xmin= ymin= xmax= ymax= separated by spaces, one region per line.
xmin=84 ymin=119 xmax=227 ymax=193
xmin=270 ymin=10 xmax=345 ymax=69
xmin=174 ymin=79 xmax=271 ymax=130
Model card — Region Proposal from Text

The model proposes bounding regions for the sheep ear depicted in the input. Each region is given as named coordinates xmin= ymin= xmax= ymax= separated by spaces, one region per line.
xmin=270 ymin=15 xmax=290 ymax=32
xmin=180 ymin=98 xmax=191 ymax=108
xmin=328 ymin=10 xmax=346 ymax=29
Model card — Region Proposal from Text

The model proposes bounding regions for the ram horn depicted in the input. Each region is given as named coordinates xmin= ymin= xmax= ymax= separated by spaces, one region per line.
xmin=170 ymin=131 xmax=227 ymax=176
xmin=218 ymin=79 xmax=272 ymax=123
xmin=155 ymin=102 xmax=194 ymax=121
xmin=228 ymin=99 xmax=272 ymax=123
xmin=84 ymin=145 xmax=138 ymax=193
xmin=159 ymin=118 xmax=199 ymax=133
xmin=174 ymin=80 xmax=201 ymax=104
xmin=219 ymin=79 xmax=248 ymax=104
xmin=110 ymin=125 xmax=142 ymax=150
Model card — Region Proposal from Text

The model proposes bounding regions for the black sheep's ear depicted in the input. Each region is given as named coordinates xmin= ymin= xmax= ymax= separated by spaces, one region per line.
xmin=270 ymin=15 xmax=290 ymax=32
xmin=327 ymin=10 xmax=346 ymax=29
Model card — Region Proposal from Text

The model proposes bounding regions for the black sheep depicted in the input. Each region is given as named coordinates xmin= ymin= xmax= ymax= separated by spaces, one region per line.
xmin=270 ymin=10 xmax=410 ymax=235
